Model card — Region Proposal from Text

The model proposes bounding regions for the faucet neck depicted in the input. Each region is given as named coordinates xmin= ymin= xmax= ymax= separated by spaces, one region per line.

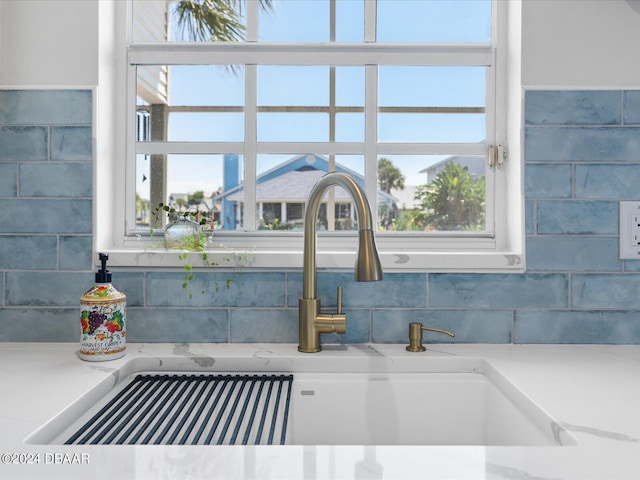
xmin=302 ymin=172 xmax=379 ymax=299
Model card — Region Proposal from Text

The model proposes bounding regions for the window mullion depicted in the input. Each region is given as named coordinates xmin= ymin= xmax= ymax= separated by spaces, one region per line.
xmin=364 ymin=0 xmax=376 ymax=43
xmin=244 ymin=64 xmax=257 ymax=231
xmin=364 ymin=64 xmax=378 ymax=215
xmin=246 ymin=0 xmax=258 ymax=42
xmin=484 ymin=50 xmax=497 ymax=237
xmin=125 ymin=62 xmax=138 ymax=238
xmin=129 ymin=45 xmax=493 ymax=67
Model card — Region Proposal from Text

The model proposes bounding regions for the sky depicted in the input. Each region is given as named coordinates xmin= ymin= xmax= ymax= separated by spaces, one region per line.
xmin=136 ymin=0 xmax=491 ymax=199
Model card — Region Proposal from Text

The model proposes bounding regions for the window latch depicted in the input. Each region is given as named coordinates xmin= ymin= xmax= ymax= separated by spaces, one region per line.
xmin=488 ymin=144 xmax=507 ymax=168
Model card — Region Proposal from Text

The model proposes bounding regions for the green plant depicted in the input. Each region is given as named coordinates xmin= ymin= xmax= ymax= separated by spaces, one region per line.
xmin=414 ymin=163 xmax=485 ymax=231
xmin=149 ymin=202 xmax=248 ymax=298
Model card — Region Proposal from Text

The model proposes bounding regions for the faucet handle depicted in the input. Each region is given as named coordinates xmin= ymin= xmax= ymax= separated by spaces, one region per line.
xmin=315 ymin=286 xmax=346 ymax=335
xmin=406 ymin=322 xmax=455 ymax=352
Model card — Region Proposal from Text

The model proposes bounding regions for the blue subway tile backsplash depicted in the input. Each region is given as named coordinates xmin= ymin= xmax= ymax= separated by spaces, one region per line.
xmin=524 ymin=90 xmax=621 ymax=125
xmin=0 ymin=126 xmax=48 ymax=161
xmin=514 ymin=310 xmax=640 ymax=344
xmin=429 ymin=273 xmax=568 ymax=309
xmin=19 ymin=163 xmax=92 ymax=197
xmin=574 ymin=164 xmax=640 ymax=199
xmin=526 ymin=237 xmax=621 ymax=272
xmin=623 ymin=90 xmax=640 ymax=124
xmin=230 ymin=309 xmax=299 ymax=343
xmin=525 ymin=164 xmax=572 ymax=198
xmin=0 ymin=199 xmax=92 ymax=234
xmin=571 ymin=274 xmax=640 ymax=309
xmin=536 ymin=200 xmax=618 ymax=235
xmin=0 ymin=236 xmax=58 ymax=270
xmin=2 ymin=88 xmax=640 ymax=344
xmin=0 ymin=89 xmax=92 ymax=125
xmin=0 ymin=164 xmax=17 ymax=196
xmin=127 ymin=308 xmax=229 ymax=343
xmin=50 ymin=126 xmax=92 ymax=161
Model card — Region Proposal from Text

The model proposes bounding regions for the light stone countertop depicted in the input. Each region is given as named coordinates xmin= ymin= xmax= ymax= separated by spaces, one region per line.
xmin=1 ymin=342 xmax=640 ymax=480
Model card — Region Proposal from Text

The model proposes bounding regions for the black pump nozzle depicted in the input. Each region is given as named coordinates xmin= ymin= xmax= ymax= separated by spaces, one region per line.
xmin=96 ymin=253 xmax=112 ymax=283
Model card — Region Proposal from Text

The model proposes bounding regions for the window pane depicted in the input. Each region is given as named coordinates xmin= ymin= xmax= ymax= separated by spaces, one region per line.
xmin=136 ymin=65 xmax=244 ymax=142
xmin=378 ymin=66 xmax=486 ymax=143
xmin=257 ymin=66 xmax=365 ymax=142
xmin=136 ymin=154 xmax=151 ymax=228
xmin=378 ymin=113 xmax=485 ymax=143
xmin=259 ymin=0 xmax=329 ymax=42
xmin=336 ymin=0 xmax=364 ymax=43
xmin=379 ymin=66 xmax=485 ymax=108
xmin=134 ymin=0 xmax=368 ymax=44
xmin=258 ymin=114 xmax=329 ymax=142
xmin=377 ymin=155 xmax=486 ymax=232
xmin=335 ymin=114 xmax=364 ymax=142
xmin=133 ymin=0 xmax=251 ymax=43
xmin=168 ymin=113 xmax=244 ymax=142
xmin=258 ymin=66 xmax=328 ymax=106
xmin=377 ymin=0 xmax=491 ymax=43
xmin=256 ymin=154 xmax=364 ymax=230
xmin=135 ymin=154 xmax=245 ymax=231
xmin=258 ymin=0 xmax=365 ymax=42
xmin=169 ymin=65 xmax=244 ymax=106
xmin=169 ymin=1 xmax=247 ymax=43
xmin=336 ymin=67 xmax=365 ymax=107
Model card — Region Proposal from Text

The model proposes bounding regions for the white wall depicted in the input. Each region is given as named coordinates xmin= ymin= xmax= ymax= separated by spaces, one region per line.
xmin=4 ymin=0 xmax=640 ymax=89
xmin=3 ymin=0 xmax=640 ymax=88
xmin=0 ymin=0 xmax=98 ymax=86
xmin=522 ymin=0 xmax=640 ymax=87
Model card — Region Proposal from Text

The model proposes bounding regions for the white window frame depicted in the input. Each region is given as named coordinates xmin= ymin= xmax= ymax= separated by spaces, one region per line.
xmin=96 ymin=0 xmax=523 ymax=272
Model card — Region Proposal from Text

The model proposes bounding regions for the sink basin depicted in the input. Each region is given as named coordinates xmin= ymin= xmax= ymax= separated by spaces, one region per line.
xmin=290 ymin=369 xmax=569 ymax=446
xmin=26 ymin=352 xmax=575 ymax=447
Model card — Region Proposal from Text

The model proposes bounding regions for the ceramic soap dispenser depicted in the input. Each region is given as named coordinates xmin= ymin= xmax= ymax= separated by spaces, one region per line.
xmin=79 ymin=253 xmax=126 ymax=361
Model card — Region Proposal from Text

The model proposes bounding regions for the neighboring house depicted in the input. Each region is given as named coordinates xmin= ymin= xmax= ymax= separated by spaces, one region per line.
xmin=420 ymin=155 xmax=486 ymax=183
xmin=390 ymin=185 xmax=419 ymax=211
xmin=216 ymin=154 xmax=396 ymax=230
xmin=166 ymin=193 xmax=220 ymax=224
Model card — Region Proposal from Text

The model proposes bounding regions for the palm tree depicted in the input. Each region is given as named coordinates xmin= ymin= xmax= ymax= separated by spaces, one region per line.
xmin=377 ymin=157 xmax=405 ymax=194
xmin=376 ymin=157 xmax=405 ymax=229
xmin=174 ymin=0 xmax=273 ymax=42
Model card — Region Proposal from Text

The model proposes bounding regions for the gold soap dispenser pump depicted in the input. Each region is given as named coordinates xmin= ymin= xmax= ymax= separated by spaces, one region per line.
xmin=406 ymin=322 xmax=455 ymax=352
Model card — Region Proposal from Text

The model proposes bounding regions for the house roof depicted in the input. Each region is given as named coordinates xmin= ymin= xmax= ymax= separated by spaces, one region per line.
xmin=219 ymin=154 xmax=396 ymax=205
xmin=227 ymin=169 xmax=357 ymax=202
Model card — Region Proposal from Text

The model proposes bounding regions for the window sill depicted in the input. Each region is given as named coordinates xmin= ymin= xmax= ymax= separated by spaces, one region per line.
xmin=103 ymin=239 xmax=524 ymax=273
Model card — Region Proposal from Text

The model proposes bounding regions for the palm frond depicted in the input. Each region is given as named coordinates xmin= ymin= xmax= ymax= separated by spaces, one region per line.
xmin=174 ymin=0 xmax=274 ymax=43
xmin=175 ymin=0 xmax=245 ymax=42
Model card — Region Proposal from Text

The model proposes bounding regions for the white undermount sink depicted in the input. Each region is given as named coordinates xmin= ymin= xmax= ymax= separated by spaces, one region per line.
xmin=26 ymin=350 xmax=576 ymax=447
xmin=290 ymin=368 xmax=570 ymax=446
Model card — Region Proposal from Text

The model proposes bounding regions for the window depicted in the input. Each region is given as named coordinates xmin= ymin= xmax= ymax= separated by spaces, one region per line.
xmin=104 ymin=0 xmax=523 ymax=271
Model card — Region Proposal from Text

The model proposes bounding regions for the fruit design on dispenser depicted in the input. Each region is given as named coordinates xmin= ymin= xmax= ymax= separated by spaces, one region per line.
xmin=81 ymin=309 xmax=125 ymax=337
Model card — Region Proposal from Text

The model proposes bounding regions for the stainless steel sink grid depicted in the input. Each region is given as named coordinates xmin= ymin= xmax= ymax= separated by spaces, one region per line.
xmin=63 ymin=373 xmax=293 ymax=446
